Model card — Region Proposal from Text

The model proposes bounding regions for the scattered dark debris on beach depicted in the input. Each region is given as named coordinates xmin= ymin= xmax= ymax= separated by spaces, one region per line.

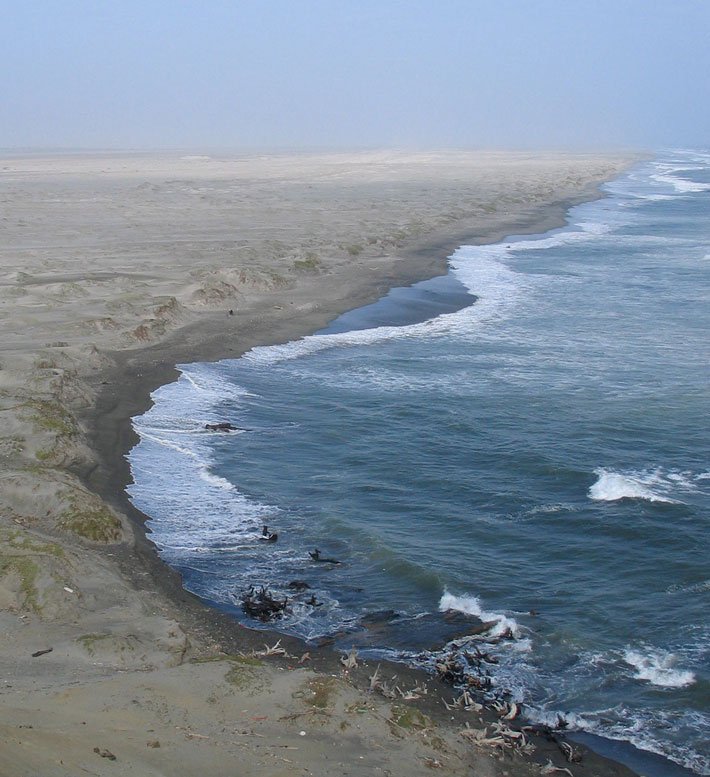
xmin=433 ymin=649 xmax=493 ymax=692
xmin=93 ymin=747 xmax=117 ymax=761
xmin=240 ymin=586 xmax=290 ymax=621
xmin=234 ymin=586 xmax=588 ymax=770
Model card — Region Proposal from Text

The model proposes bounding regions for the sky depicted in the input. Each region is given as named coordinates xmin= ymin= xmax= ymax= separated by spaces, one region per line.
xmin=1 ymin=0 xmax=709 ymax=150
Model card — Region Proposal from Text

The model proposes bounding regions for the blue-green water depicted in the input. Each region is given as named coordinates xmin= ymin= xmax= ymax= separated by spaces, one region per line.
xmin=128 ymin=150 xmax=710 ymax=775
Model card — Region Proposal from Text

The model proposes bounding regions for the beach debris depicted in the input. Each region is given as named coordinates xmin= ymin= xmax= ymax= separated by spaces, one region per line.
xmin=308 ymin=548 xmax=341 ymax=564
xmin=460 ymin=724 xmax=506 ymax=749
xmin=540 ymin=761 xmax=574 ymax=776
xmin=369 ymin=664 xmax=380 ymax=690
xmin=558 ymin=740 xmax=582 ymax=763
xmin=523 ymin=723 xmax=555 ymax=737
xmin=444 ymin=689 xmax=482 ymax=712
xmin=491 ymin=700 xmax=519 ymax=720
xmin=397 ymin=683 xmax=427 ymax=701
xmin=63 ymin=586 xmax=74 ymax=593
xmin=93 ymin=747 xmax=117 ymax=760
xmin=204 ymin=422 xmax=239 ymax=432
xmin=434 ymin=650 xmax=493 ymax=691
xmin=503 ymin=701 xmax=519 ymax=720
xmin=340 ymin=647 xmax=358 ymax=670
xmin=241 ymin=586 xmax=290 ymax=621
xmin=368 ymin=664 xmax=396 ymax=699
xmin=260 ymin=525 xmax=278 ymax=542
xmin=299 ymin=652 xmax=311 ymax=664
xmin=147 ymin=740 xmax=161 ymax=748
xmin=461 ymin=720 xmax=534 ymax=755
xmin=463 ymin=645 xmax=498 ymax=665
xmin=31 ymin=647 xmax=53 ymax=658
xmin=252 ymin=639 xmax=291 ymax=658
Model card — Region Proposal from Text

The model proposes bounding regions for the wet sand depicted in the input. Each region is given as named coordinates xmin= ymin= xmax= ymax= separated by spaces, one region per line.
xmin=0 ymin=149 xmax=640 ymax=776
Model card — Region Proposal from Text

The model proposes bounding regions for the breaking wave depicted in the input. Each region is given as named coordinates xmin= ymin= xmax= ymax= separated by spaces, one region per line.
xmin=587 ymin=468 xmax=700 ymax=503
xmin=623 ymin=648 xmax=696 ymax=688
xmin=439 ymin=590 xmax=520 ymax=638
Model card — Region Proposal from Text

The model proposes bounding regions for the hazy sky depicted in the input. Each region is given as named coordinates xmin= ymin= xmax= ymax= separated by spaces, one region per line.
xmin=2 ymin=0 xmax=709 ymax=150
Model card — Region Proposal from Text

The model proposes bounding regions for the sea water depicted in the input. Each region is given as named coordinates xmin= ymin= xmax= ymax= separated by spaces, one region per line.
xmin=127 ymin=150 xmax=710 ymax=775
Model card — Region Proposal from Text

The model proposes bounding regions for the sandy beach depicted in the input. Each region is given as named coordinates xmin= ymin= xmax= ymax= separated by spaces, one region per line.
xmin=0 ymin=149 xmax=640 ymax=777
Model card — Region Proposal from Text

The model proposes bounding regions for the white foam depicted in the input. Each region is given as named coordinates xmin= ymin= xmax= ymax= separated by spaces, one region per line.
xmin=199 ymin=468 xmax=236 ymax=491
xmin=239 ymin=255 xmax=522 ymax=368
xmin=666 ymin=578 xmax=710 ymax=594
xmin=623 ymin=648 xmax=696 ymax=688
xmin=650 ymin=171 xmax=710 ymax=193
xmin=132 ymin=430 xmax=199 ymax=457
xmin=179 ymin=365 xmax=248 ymax=403
xmin=236 ymin=215 xmax=619 ymax=370
xmin=439 ymin=590 xmax=520 ymax=638
xmin=588 ymin=468 xmax=690 ymax=503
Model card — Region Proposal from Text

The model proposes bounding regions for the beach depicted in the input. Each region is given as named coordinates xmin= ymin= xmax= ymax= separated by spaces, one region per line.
xmin=0 ymin=149 xmax=639 ymax=777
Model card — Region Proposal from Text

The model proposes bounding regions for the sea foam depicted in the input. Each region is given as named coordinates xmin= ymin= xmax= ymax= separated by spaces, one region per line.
xmin=439 ymin=590 xmax=520 ymax=638
xmin=588 ymin=468 xmax=687 ymax=503
xmin=623 ymin=648 xmax=696 ymax=688
xmin=650 ymin=169 xmax=710 ymax=194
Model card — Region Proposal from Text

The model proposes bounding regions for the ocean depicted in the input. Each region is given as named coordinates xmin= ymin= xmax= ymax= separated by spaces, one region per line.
xmin=127 ymin=150 xmax=710 ymax=776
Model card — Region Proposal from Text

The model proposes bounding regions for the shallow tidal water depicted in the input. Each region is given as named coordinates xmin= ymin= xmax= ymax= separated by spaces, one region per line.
xmin=128 ymin=150 xmax=710 ymax=776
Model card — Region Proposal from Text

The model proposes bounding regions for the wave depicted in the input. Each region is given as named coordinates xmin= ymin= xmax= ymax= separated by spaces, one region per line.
xmin=438 ymin=590 xmax=520 ymax=638
xmin=179 ymin=364 xmax=249 ymax=402
xmin=649 ymin=158 xmax=710 ymax=194
xmin=650 ymin=171 xmax=710 ymax=194
xmin=530 ymin=705 xmax=710 ymax=776
xmin=239 ymin=216 xmax=617 ymax=369
xmin=587 ymin=467 xmax=700 ymax=503
xmin=623 ymin=648 xmax=696 ymax=688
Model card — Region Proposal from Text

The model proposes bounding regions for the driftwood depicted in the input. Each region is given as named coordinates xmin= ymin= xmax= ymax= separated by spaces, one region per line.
xmin=260 ymin=525 xmax=278 ymax=542
xmin=240 ymin=586 xmax=290 ymax=621
xmin=308 ymin=548 xmax=340 ymax=564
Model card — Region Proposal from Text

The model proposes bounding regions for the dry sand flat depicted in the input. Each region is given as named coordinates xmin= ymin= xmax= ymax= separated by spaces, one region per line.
xmin=0 ymin=150 xmax=638 ymax=776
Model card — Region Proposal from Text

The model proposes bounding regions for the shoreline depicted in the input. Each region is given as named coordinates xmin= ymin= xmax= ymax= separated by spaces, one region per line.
xmin=0 ymin=150 xmax=645 ymax=776
xmin=80 ymin=186 xmax=604 ymax=641
xmin=83 ymin=186 xmax=644 ymax=775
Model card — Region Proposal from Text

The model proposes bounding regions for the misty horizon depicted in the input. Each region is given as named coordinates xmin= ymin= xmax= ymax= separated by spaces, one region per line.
xmin=2 ymin=1 xmax=709 ymax=151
